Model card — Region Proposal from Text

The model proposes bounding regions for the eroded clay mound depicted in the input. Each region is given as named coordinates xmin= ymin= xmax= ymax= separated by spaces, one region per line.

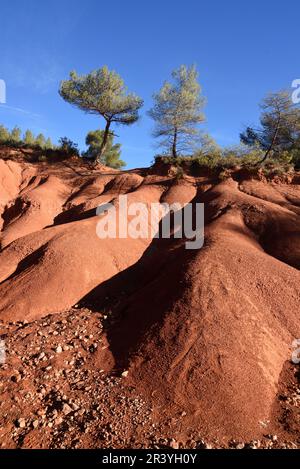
xmin=0 ymin=155 xmax=299 ymax=444
xmin=109 ymin=181 xmax=300 ymax=440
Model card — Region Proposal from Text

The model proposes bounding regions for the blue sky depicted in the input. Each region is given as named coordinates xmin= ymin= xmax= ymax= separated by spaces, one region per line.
xmin=0 ymin=0 xmax=299 ymax=168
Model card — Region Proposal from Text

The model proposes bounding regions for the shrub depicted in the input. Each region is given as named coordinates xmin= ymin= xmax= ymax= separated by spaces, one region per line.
xmin=287 ymin=149 xmax=300 ymax=170
xmin=261 ymin=158 xmax=293 ymax=176
xmin=58 ymin=137 xmax=79 ymax=156
xmin=218 ymin=169 xmax=231 ymax=181
xmin=175 ymin=166 xmax=184 ymax=179
xmin=38 ymin=155 xmax=47 ymax=162
xmin=192 ymin=151 xmax=221 ymax=169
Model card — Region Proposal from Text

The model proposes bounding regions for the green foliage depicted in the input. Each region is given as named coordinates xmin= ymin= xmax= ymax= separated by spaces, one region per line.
xmin=35 ymin=133 xmax=46 ymax=148
xmin=196 ymin=132 xmax=221 ymax=155
xmin=288 ymin=148 xmax=300 ymax=169
xmin=10 ymin=126 xmax=22 ymax=143
xmin=0 ymin=125 xmax=10 ymax=143
xmin=0 ymin=124 xmax=56 ymax=153
xmin=240 ymin=90 xmax=300 ymax=162
xmin=45 ymin=137 xmax=53 ymax=150
xmin=218 ymin=169 xmax=231 ymax=181
xmin=59 ymin=67 xmax=143 ymax=124
xmin=261 ymin=158 xmax=294 ymax=177
xmin=194 ymin=145 xmax=265 ymax=169
xmin=157 ymin=144 xmax=273 ymax=170
xmin=26 ymin=132 xmax=54 ymax=150
xmin=58 ymin=137 xmax=79 ymax=156
xmin=59 ymin=67 xmax=143 ymax=161
xmin=235 ymin=148 xmax=265 ymax=165
xmin=219 ymin=145 xmax=264 ymax=167
xmin=24 ymin=130 xmax=35 ymax=145
xmin=156 ymin=142 xmax=297 ymax=178
xmin=0 ymin=125 xmax=54 ymax=150
xmin=83 ymin=130 xmax=125 ymax=168
xmin=191 ymin=152 xmax=221 ymax=169
xmin=148 ymin=65 xmax=206 ymax=158
xmin=192 ymin=134 xmax=223 ymax=167
xmin=38 ymin=155 xmax=47 ymax=162
xmin=175 ymin=166 xmax=184 ymax=179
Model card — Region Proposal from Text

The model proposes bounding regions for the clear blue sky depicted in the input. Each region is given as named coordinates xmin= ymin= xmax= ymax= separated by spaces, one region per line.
xmin=0 ymin=0 xmax=299 ymax=168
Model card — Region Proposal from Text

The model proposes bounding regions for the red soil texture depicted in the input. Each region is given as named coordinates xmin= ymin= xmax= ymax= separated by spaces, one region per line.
xmin=0 ymin=149 xmax=299 ymax=449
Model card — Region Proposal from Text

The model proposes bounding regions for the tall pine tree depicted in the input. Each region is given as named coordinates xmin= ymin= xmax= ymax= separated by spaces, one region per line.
xmin=59 ymin=67 xmax=143 ymax=162
xmin=148 ymin=65 xmax=205 ymax=158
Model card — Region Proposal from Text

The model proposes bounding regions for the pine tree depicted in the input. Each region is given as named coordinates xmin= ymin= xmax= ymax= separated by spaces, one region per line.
xmin=45 ymin=137 xmax=53 ymax=149
xmin=240 ymin=90 xmax=300 ymax=163
xmin=59 ymin=67 xmax=143 ymax=162
xmin=10 ymin=126 xmax=22 ymax=144
xmin=35 ymin=133 xmax=46 ymax=148
xmin=0 ymin=125 xmax=10 ymax=143
xmin=24 ymin=130 xmax=35 ymax=146
xmin=83 ymin=130 xmax=125 ymax=169
xmin=148 ymin=65 xmax=206 ymax=158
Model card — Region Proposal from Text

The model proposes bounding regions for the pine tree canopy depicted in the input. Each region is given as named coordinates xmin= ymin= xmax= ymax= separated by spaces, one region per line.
xmin=148 ymin=65 xmax=206 ymax=157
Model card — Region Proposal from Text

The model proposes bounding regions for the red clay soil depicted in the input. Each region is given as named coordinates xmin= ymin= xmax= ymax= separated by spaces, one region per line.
xmin=0 ymin=151 xmax=299 ymax=449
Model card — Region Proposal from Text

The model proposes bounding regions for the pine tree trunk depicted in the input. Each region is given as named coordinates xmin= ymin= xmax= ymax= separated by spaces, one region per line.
xmin=172 ymin=128 xmax=178 ymax=158
xmin=257 ymin=114 xmax=281 ymax=165
xmin=95 ymin=120 xmax=111 ymax=164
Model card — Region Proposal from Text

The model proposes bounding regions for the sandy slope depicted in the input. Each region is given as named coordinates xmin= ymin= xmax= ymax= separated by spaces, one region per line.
xmin=0 ymin=154 xmax=299 ymax=448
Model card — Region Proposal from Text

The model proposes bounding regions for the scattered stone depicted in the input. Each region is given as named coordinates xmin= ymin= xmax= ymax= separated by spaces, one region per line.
xmin=235 ymin=442 xmax=245 ymax=449
xmin=17 ymin=418 xmax=26 ymax=428
xmin=197 ymin=439 xmax=213 ymax=449
xmin=247 ymin=440 xmax=261 ymax=449
xmin=62 ymin=403 xmax=72 ymax=415
xmin=169 ymin=438 xmax=179 ymax=449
